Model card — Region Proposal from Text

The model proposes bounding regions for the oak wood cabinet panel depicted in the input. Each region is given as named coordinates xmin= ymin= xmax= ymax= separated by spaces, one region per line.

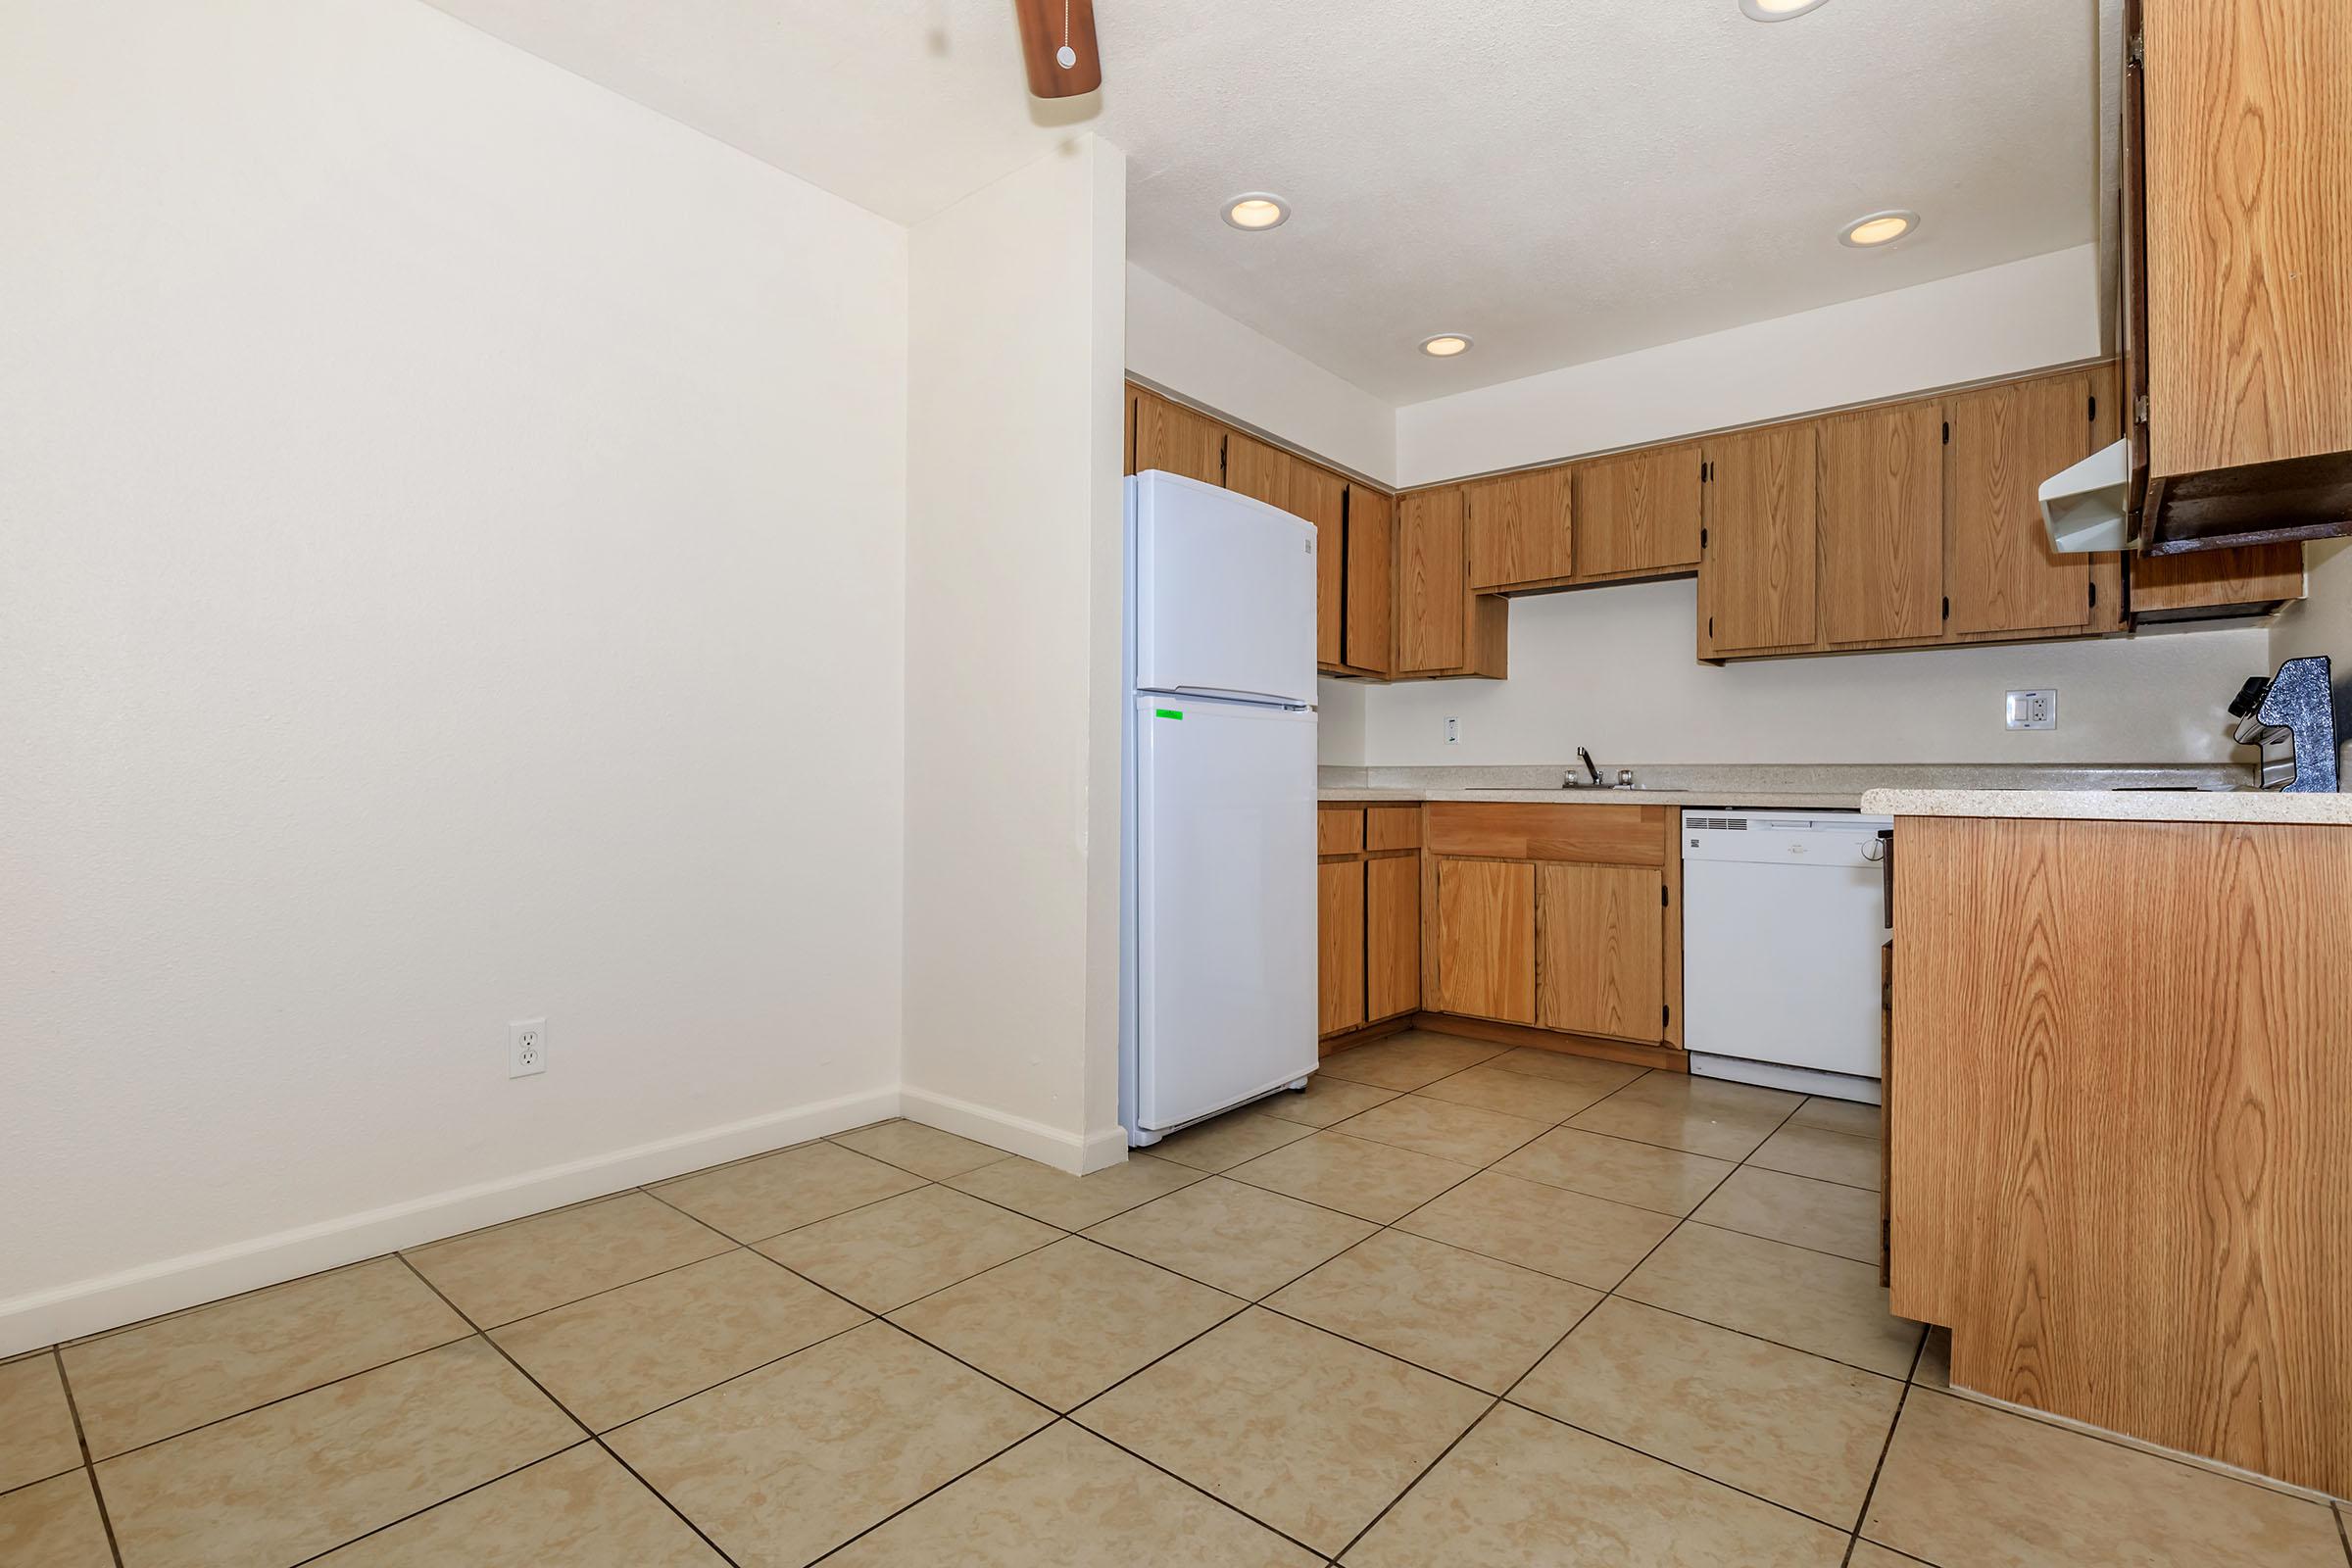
xmin=1366 ymin=856 xmax=1420 ymax=1023
xmin=1944 ymin=373 xmax=2096 ymax=636
xmin=1701 ymin=423 xmax=1819 ymax=655
xmin=1395 ymin=488 xmax=1466 ymax=674
xmin=2140 ymin=0 xmax=2352 ymax=484
xmin=1229 ymin=433 xmax=1348 ymax=667
xmin=1536 ymin=862 xmax=1664 ymax=1042
xmin=1131 ymin=390 xmax=1225 ymax=485
xmin=1317 ymin=807 xmax=1364 ymax=857
xmin=1425 ymin=803 xmax=1667 ymax=866
xmin=1818 ymin=401 xmax=1945 ymax=646
xmin=1344 ymin=485 xmax=1396 ymax=676
xmin=1573 ymin=442 xmax=1703 ymax=580
xmin=1890 ymin=814 xmax=2352 ymax=1496
xmin=2131 ymin=542 xmax=2306 ymax=618
xmin=1364 ymin=804 xmax=1420 ymax=852
xmin=1317 ymin=860 xmax=1367 ymax=1037
xmin=1433 ymin=858 xmax=1536 ymax=1024
xmin=1465 ymin=467 xmax=1574 ymax=591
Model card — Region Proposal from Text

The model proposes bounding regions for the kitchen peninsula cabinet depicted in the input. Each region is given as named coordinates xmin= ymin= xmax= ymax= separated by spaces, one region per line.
xmin=1317 ymin=805 xmax=1420 ymax=1047
xmin=1886 ymin=806 xmax=2352 ymax=1496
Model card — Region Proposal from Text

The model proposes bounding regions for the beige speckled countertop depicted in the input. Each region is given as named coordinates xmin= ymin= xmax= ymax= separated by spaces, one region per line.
xmin=1860 ymin=787 xmax=2352 ymax=825
xmin=1318 ymin=762 xmax=2258 ymax=813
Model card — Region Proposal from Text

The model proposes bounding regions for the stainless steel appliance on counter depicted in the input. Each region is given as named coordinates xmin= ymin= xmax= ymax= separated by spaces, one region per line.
xmin=2229 ymin=656 xmax=2336 ymax=793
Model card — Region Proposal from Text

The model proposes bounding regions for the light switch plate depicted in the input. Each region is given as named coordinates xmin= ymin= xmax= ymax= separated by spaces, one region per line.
xmin=2006 ymin=690 xmax=2057 ymax=730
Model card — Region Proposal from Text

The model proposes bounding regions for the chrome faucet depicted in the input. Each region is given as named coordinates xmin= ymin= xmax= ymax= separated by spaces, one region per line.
xmin=1575 ymin=747 xmax=1602 ymax=787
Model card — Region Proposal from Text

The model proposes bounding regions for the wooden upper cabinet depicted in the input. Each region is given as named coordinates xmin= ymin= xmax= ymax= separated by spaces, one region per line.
xmin=1945 ymin=374 xmax=2094 ymax=636
xmin=1396 ymin=487 xmax=1468 ymax=674
xmin=1573 ymin=443 xmax=1703 ymax=579
xmin=1230 ymin=433 xmax=1346 ymax=666
xmin=1131 ymin=390 xmax=1225 ymax=485
xmin=1702 ymin=423 xmax=1819 ymax=655
xmin=1465 ymin=467 xmax=1574 ymax=590
xmin=2140 ymin=0 xmax=2352 ymax=481
xmin=2132 ymin=541 xmax=2306 ymax=619
xmin=1344 ymin=485 xmax=1395 ymax=676
xmin=1818 ymin=401 xmax=1945 ymax=646
xmin=1536 ymin=862 xmax=1664 ymax=1043
xmin=1434 ymin=858 xmax=1535 ymax=1025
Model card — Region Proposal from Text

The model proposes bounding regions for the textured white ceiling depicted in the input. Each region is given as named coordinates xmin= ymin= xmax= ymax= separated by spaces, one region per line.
xmin=422 ymin=0 xmax=2100 ymax=401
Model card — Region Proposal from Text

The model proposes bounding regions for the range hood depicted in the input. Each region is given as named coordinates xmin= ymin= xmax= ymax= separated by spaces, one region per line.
xmin=2039 ymin=438 xmax=2133 ymax=554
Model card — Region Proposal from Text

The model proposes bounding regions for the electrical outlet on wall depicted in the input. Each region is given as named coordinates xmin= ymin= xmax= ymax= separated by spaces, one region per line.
xmin=1445 ymin=716 xmax=1459 ymax=746
xmin=509 ymin=1017 xmax=547 ymax=1078
xmin=2005 ymin=690 xmax=2058 ymax=730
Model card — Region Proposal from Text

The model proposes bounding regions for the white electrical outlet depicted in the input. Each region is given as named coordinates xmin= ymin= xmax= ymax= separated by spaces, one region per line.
xmin=2005 ymin=690 xmax=2058 ymax=730
xmin=509 ymin=1017 xmax=547 ymax=1078
xmin=1445 ymin=716 xmax=1460 ymax=746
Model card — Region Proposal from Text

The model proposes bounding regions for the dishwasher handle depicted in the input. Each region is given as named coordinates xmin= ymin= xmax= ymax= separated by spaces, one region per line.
xmin=1870 ymin=830 xmax=1894 ymax=929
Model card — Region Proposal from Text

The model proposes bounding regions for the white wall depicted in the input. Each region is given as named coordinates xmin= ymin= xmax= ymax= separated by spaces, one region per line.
xmin=1128 ymin=265 xmax=1396 ymax=485
xmin=0 ymin=0 xmax=909 ymax=1350
xmin=1395 ymin=246 xmax=2104 ymax=486
xmin=1316 ymin=679 xmax=1369 ymax=767
xmin=1367 ymin=583 xmax=2270 ymax=765
xmin=904 ymin=139 xmax=1129 ymax=1173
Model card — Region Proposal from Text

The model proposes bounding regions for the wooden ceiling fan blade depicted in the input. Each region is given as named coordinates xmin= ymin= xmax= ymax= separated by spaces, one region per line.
xmin=1011 ymin=0 xmax=1102 ymax=97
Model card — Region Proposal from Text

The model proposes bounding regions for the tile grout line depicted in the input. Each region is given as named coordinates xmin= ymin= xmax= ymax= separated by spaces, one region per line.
xmin=276 ymin=1441 xmax=603 ymax=1568
xmin=389 ymin=1252 xmax=750 ymax=1568
xmin=49 ymin=1347 xmax=126 ymax=1568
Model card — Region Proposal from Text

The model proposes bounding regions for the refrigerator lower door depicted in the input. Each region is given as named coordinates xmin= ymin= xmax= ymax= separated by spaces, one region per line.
xmin=1129 ymin=694 xmax=1317 ymax=1136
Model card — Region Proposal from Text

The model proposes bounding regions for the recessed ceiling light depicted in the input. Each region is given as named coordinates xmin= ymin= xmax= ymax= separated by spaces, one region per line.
xmin=1839 ymin=209 xmax=1920 ymax=247
xmin=1419 ymin=333 xmax=1474 ymax=358
xmin=1222 ymin=193 xmax=1290 ymax=231
xmin=1740 ymin=0 xmax=1831 ymax=19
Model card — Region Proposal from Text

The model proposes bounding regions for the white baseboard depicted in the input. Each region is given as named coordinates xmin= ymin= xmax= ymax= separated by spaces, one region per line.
xmin=0 ymin=1085 xmax=901 ymax=1357
xmin=899 ymin=1088 xmax=1122 ymax=1176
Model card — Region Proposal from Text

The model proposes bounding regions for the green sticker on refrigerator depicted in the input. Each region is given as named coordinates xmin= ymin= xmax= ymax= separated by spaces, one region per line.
xmin=1154 ymin=709 xmax=1184 ymax=719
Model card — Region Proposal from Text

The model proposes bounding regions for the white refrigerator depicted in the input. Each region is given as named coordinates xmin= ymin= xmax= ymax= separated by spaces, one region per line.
xmin=1120 ymin=470 xmax=1319 ymax=1147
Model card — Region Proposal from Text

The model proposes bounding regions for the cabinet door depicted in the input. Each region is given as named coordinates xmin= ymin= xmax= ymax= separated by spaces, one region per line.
xmin=1945 ymin=374 xmax=2094 ymax=635
xmin=1230 ymin=434 xmax=1346 ymax=667
xmin=1318 ymin=860 xmax=1366 ymax=1037
xmin=1366 ymin=857 xmax=1420 ymax=1023
xmin=1345 ymin=485 xmax=1395 ymax=676
xmin=2131 ymin=542 xmax=2306 ymax=616
xmin=1466 ymin=467 xmax=1573 ymax=590
xmin=1396 ymin=487 xmax=1468 ymax=673
xmin=1703 ymin=423 xmax=1819 ymax=654
xmin=1133 ymin=390 xmax=1225 ymax=485
xmin=1574 ymin=443 xmax=1703 ymax=578
xmin=1434 ymin=859 xmax=1535 ymax=1024
xmin=1536 ymin=863 xmax=1664 ymax=1042
xmin=1818 ymin=401 xmax=1945 ymax=646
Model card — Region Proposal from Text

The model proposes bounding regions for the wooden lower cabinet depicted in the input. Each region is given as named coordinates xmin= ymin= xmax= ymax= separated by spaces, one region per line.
xmin=1366 ymin=857 xmax=1420 ymax=1021
xmin=1433 ymin=858 xmax=1536 ymax=1023
xmin=1536 ymin=862 xmax=1664 ymax=1041
xmin=1319 ymin=805 xmax=1421 ymax=1044
xmin=1317 ymin=859 xmax=1366 ymax=1037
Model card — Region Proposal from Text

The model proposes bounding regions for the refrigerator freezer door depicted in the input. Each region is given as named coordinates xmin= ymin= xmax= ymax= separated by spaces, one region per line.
xmin=1132 ymin=471 xmax=1318 ymax=707
xmin=1131 ymin=696 xmax=1318 ymax=1132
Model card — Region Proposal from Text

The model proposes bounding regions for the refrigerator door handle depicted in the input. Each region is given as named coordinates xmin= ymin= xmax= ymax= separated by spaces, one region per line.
xmin=1167 ymin=685 xmax=1312 ymax=708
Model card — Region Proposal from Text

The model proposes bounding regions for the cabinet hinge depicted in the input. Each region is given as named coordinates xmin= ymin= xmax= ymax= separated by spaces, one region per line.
xmin=1661 ymin=885 xmax=1670 ymax=907
xmin=2089 ymin=581 xmax=2098 ymax=608
xmin=1708 ymin=615 xmax=1715 ymax=638
xmin=1941 ymin=420 xmax=1949 ymax=445
xmin=1701 ymin=461 xmax=1712 ymax=483
xmin=1942 ymin=596 xmax=1951 ymax=620
xmin=2088 ymin=395 xmax=2097 ymax=422
xmin=1699 ymin=527 xmax=1709 ymax=550
xmin=1662 ymin=1004 xmax=1671 ymax=1026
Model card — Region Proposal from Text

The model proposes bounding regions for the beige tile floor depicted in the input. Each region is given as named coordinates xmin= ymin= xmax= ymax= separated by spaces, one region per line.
xmin=8 ymin=1029 xmax=2350 ymax=1567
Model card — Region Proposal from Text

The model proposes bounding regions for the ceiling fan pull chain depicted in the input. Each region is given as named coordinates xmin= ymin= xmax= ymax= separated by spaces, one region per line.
xmin=1056 ymin=0 xmax=1077 ymax=69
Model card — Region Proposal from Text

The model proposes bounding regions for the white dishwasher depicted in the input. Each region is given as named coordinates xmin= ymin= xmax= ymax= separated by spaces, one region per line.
xmin=1681 ymin=809 xmax=1890 ymax=1102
